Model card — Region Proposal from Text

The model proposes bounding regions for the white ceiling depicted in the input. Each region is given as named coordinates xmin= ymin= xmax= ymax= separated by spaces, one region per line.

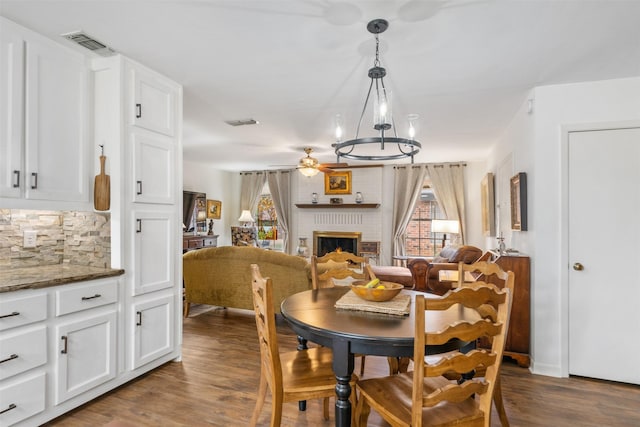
xmin=2 ymin=1 xmax=639 ymax=171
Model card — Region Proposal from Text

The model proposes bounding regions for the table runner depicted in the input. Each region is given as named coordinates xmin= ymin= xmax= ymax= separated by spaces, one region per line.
xmin=335 ymin=291 xmax=411 ymax=316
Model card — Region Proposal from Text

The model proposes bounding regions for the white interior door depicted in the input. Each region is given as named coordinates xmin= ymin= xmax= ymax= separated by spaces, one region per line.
xmin=568 ymin=127 xmax=640 ymax=384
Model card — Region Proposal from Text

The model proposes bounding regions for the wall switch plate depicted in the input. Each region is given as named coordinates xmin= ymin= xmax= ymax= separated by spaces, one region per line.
xmin=24 ymin=230 xmax=37 ymax=248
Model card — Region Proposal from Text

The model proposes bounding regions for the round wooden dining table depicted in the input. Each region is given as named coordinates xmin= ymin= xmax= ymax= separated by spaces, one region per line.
xmin=280 ymin=287 xmax=478 ymax=427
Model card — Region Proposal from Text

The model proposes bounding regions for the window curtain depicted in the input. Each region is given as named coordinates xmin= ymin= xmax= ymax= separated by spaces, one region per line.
xmin=239 ymin=172 xmax=267 ymax=213
xmin=392 ymin=165 xmax=429 ymax=258
xmin=426 ymin=163 xmax=467 ymax=243
xmin=266 ymin=170 xmax=291 ymax=253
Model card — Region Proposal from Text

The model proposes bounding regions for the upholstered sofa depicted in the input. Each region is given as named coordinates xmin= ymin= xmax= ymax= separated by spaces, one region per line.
xmin=408 ymin=245 xmax=488 ymax=295
xmin=183 ymin=246 xmax=312 ymax=316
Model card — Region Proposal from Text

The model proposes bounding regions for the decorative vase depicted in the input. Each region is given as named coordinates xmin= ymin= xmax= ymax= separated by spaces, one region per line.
xmin=311 ymin=192 xmax=318 ymax=204
xmin=355 ymin=192 xmax=363 ymax=203
xmin=296 ymin=237 xmax=309 ymax=257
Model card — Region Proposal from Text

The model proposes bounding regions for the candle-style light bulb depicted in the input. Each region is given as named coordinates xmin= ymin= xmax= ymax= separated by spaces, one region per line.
xmin=334 ymin=114 xmax=343 ymax=142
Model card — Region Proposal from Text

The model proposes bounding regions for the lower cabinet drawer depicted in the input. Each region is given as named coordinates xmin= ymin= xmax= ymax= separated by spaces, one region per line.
xmin=0 ymin=373 xmax=46 ymax=426
xmin=0 ymin=326 xmax=47 ymax=381
xmin=55 ymin=279 xmax=118 ymax=316
xmin=0 ymin=293 xmax=47 ymax=332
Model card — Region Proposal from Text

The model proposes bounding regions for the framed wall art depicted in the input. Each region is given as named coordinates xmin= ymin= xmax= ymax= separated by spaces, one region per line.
xmin=206 ymin=199 xmax=222 ymax=219
xmin=481 ymin=172 xmax=496 ymax=236
xmin=324 ymin=170 xmax=352 ymax=195
xmin=510 ymin=172 xmax=527 ymax=231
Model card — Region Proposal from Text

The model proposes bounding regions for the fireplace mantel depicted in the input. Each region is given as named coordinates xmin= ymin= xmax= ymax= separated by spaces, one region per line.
xmin=295 ymin=203 xmax=380 ymax=209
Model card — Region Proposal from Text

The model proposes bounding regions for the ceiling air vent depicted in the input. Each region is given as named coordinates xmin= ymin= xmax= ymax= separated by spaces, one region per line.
xmin=61 ymin=31 xmax=116 ymax=57
xmin=224 ymin=119 xmax=259 ymax=127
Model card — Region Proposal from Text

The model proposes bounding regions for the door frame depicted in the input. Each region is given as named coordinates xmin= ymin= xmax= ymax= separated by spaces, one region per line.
xmin=560 ymin=120 xmax=640 ymax=377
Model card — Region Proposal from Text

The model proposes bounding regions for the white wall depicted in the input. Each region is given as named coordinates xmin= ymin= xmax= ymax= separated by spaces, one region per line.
xmin=290 ymin=163 xmax=487 ymax=264
xmin=488 ymin=76 xmax=640 ymax=377
xmin=183 ymin=160 xmax=240 ymax=246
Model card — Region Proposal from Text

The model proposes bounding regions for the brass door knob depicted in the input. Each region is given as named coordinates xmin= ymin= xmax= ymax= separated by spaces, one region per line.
xmin=573 ymin=262 xmax=584 ymax=271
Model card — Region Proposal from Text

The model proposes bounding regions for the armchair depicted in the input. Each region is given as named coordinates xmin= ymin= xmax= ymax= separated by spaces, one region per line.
xmin=408 ymin=245 xmax=487 ymax=294
xmin=231 ymin=226 xmax=258 ymax=246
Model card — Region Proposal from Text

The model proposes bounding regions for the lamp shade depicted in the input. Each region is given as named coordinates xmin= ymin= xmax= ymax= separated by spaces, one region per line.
xmin=298 ymin=166 xmax=320 ymax=177
xmin=431 ymin=219 xmax=460 ymax=234
xmin=238 ymin=210 xmax=255 ymax=225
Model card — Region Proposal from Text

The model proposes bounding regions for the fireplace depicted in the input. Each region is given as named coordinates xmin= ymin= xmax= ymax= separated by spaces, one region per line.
xmin=313 ymin=231 xmax=362 ymax=256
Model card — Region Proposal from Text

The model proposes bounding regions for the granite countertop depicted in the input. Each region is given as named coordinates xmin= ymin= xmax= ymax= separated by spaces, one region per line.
xmin=0 ymin=264 xmax=125 ymax=293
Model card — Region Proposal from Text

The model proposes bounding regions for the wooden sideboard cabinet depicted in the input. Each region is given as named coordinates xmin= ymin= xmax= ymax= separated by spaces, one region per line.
xmin=486 ymin=251 xmax=530 ymax=367
xmin=183 ymin=235 xmax=218 ymax=252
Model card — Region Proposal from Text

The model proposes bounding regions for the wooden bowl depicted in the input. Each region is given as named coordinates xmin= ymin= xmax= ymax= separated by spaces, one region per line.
xmin=351 ymin=281 xmax=404 ymax=302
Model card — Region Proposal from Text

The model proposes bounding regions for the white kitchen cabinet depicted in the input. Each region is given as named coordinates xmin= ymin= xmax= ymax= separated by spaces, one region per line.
xmin=131 ymin=130 xmax=175 ymax=204
xmin=0 ymin=17 xmax=88 ymax=203
xmin=0 ymin=23 xmax=24 ymax=199
xmin=0 ymin=292 xmax=47 ymax=332
xmin=54 ymin=311 xmax=117 ymax=404
xmin=0 ymin=373 xmax=46 ymax=427
xmin=53 ymin=278 xmax=119 ymax=405
xmin=132 ymin=211 xmax=175 ymax=296
xmin=131 ymin=295 xmax=174 ymax=370
xmin=0 ymin=326 xmax=47 ymax=381
xmin=129 ymin=65 xmax=177 ymax=137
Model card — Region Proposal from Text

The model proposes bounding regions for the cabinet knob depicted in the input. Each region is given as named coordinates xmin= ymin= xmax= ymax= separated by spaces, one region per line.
xmin=573 ymin=262 xmax=584 ymax=271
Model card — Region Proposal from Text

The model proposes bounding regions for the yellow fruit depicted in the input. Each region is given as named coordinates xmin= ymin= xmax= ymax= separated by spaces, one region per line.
xmin=365 ymin=278 xmax=380 ymax=288
xmin=376 ymin=285 xmax=385 ymax=289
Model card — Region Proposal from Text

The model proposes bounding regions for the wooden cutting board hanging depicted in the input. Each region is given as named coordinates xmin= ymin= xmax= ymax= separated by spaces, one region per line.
xmin=94 ymin=145 xmax=110 ymax=211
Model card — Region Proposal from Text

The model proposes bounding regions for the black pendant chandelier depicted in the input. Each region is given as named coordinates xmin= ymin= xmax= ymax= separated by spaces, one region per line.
xmin=332 ymin=19 xmax=421 ymax=163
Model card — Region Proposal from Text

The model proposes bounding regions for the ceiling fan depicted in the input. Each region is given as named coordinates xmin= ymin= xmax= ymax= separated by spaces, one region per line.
xmin=297 ymin=147 xmax=348 ymax=176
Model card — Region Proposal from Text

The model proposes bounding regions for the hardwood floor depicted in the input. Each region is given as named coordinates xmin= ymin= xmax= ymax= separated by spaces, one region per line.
xmin=45 ymin=305 xmax=640 ymax=426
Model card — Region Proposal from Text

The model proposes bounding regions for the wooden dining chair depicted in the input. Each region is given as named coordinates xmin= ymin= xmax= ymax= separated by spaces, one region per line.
xmin=455 ymin=261 xmax=515 ymax=427
xmin=249 ymin=264 xmax=357 ymax=427
xmin=310 ymin=250 xmax=369 ymax=289
xmin=310 ymin=250 xmax=373 ymax=376
xmin=355 ymin=283 xmax=512 ymax=427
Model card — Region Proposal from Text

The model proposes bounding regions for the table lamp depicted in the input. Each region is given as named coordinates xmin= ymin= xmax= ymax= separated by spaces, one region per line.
xmin=238 ymin=210 xmax=255 ymax=227
xmin=432 ymin=219 xmax=460 ymax=248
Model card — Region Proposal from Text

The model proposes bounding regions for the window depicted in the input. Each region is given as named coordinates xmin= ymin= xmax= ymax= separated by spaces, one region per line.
xmin=255 ymin=194 xmax=278 ymax=240
xmin=405 ymin=188 xmax=443 ymax=257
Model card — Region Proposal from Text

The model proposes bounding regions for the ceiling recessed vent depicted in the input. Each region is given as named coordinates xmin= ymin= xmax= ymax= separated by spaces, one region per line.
xmin=61 ymin=31 xmax=116 ymax=57
xmin=224 ymin=118 xmax=259 ymax=127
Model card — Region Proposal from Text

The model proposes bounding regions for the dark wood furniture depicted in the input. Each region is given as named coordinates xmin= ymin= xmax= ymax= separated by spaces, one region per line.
xmin=486 ymin=251 xmax=530 ymax=367
xmin=280 ymin=287 xmax=478 ymax=427
xmin=182 ymin=234 xmax=218 ymax=253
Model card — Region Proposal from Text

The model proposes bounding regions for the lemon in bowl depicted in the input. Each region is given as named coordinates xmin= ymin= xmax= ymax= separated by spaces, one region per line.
xmin=351 ymin=280 xmax=404 ymax=302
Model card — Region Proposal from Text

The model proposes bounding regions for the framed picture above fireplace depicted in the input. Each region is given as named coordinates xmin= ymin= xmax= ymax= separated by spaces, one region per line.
xmin=324 ymin=171 xmax=352 ymax=195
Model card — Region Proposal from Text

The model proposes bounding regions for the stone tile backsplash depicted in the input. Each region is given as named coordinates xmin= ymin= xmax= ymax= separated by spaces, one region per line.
xmin=0 ymin=209 xmax=111 ymax=269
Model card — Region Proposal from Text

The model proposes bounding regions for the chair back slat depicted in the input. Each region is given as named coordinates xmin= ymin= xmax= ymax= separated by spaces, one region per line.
xmin=425 ymin=349 xmax=497 ymax=377
xmin=426 ymin=286 xmax=506 ymax=311
xmin=458 ymin=261 xmax=514 ymax=293
xmin=426 ymin=320 xmax=503 ymax=346
xmin=423 ymin=380 xmax=489 ymax=408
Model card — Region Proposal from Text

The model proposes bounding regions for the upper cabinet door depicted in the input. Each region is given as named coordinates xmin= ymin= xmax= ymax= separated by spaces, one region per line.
xmin=130 ymin=66 xmax=177 ymax=137
xmin=24 ymin=33 xmax=88 ymax=202
xmin=131 ymin=130 xmax=175 ymax=204
xmin=0 ymin=25 xmax=24 ymax=198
